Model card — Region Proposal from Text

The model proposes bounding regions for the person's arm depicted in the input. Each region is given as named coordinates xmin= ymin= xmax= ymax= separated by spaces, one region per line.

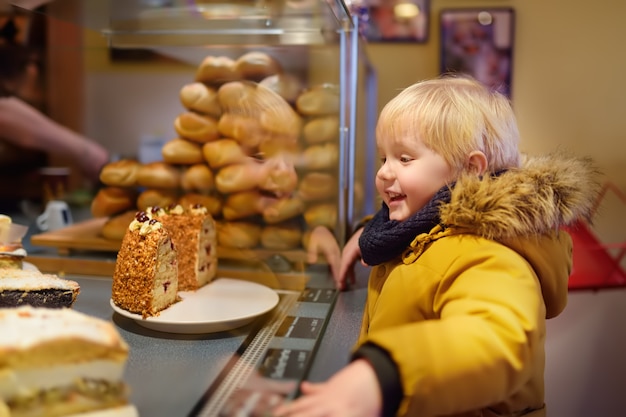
xmin=0 ymin=96 xmax=110 ymax=182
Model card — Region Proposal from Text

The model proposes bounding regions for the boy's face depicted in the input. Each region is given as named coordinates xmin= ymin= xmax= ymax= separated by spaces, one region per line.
xmin=375 ymin=133 xmax=452 ymax=222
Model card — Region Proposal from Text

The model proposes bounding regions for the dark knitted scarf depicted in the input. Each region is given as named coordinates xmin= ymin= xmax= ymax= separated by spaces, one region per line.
xmin=359 ymin=185 xmax=452 ymax=266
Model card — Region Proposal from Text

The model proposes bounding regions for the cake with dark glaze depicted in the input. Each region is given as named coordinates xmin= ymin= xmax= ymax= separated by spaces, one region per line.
xmin=0 ymin=269 xmax=80 ymax=308
xmin=111 ymin=212 xmax=178 ymax=318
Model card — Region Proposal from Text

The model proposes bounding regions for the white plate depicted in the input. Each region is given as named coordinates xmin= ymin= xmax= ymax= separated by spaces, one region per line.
xmin=110 ymin=278 xmax=279 ymax=334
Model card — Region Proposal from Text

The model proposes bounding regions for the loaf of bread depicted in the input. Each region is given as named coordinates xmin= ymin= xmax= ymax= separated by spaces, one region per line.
xmin=136 ymin=161 xmax=181 ymax=189
xmin=161 ymin=138 xmax=205 ymax=165
xmin=215 ymin=162 xmax=261 ymax=194
xmin=303 ymin=115 xmax=340 ymax=144
xmin=217 ymin=113 xmax=264 ymax=148
xmin=202 ymin=139 xmax=247 ymax=169
xmin=261 ymin=223 xmax=302 ymax=250
xmin=217 ymin=221 xmax=262 ymax=249
xmin=298 ymin=172 xmax=337 ymax=202
xmin=260 ymin=73 xmax=304 ymax=104
xmin=222 ymin=191 xmax=263 ymax=220
xmin=195 ymin=55 xmax=241 ymax=85
xmin=261 ymin=196 xmax=305 ymax=224
xmin=174 ymin=112 xmax=220 ymax=143
xmin=91 ymin=187 xmax=137 ymax=218
xmin=179 ymin=82 xmax=222 ymax=118
xmin=101 ymin=210 xmax=137 ymax=240
xmin=296 ymin=84 xmax=340 ymax=116
xmin=181 ymin=164 xmax=215 ymax=193
xmin=136 ymin=189 xmax=178 ymax=211
xmin=178 ymin=193 xmax=222 ymax=217
xmin=99 ymin=159 xmax=141 ymax=187
xmin=304 ymin=203 xmax=337 ymax=229
xmin=301 ymin=142 xmax=339 ymax=171
xmin=234 ymin=51 xmax=282 ymax=81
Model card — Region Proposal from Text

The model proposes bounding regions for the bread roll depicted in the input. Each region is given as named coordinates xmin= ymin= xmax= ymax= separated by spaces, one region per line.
xmin=101 ymin=210 xmax=137 ymax=240
xmin=222 ymin=191 xmax=263 ymax=220
xmin=136 ymin=189 xmax=178 ymax=211
xmin=217 ymin=221 xmax=262 ymax=249
xmin=215 ymin=162 xmax=261 ymax=194
xmin=217 ymin=80 xmax=255 ymax=111
xmin=178 ymin=193 xmax=222 ymax=217
xmin=258 ymin=156 xmax=299 ymax=197
xmin=174 ymin=112 xmax=220 ymax=143
xmin=181 ymin=164 xmax=214 ymax=193
xmin=298 ymin=172 xmax=337 ymax=202
xmin=234 ymin=51 xmax=281 ymax=81
xmin=296 ymin=84 xmax=340 ymax=116
xmin=161 ymin=138 xmax=204 ymax=165
xmin=202 ymin=139 xmax=247 ymax=169
xmin=195 ymin=55 xmax=241 ymax=85
xmin=303 ymin=115 xmax=340 ymax=144
xmin=99 ymin=159 xmax=140 ymax=187
xmin=217 ymin=113 xmax=264 ymax=148
xmin=91 ymin=187 xmax=137 ymax=218
xmin=260 ymin=73 xmax=303 ymax=104
xmin=262 ymin=196 xmax=305 ymax=224
xmin=301 ymin=142 xmax=339 ymax=171
xmin=261 ymin=223 xmax=302 ymax=250
xmin=304 ymin=203 xmax=337 ymax=229
xmin=179 ymin=82 xmax=222 ymax=118
xmin=136 ymin=161 xmax=181 ymax=189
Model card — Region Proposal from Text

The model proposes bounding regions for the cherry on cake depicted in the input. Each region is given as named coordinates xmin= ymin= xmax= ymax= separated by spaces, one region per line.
xmin=111 ymin=212 xmax=178 ymax=318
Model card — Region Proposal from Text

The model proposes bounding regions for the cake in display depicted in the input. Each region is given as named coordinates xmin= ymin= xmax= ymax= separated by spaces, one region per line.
xmin=146 ymin=204 xmax=217 ymax=291
xmin=0 ymin=268 xmax=80 ymax=308
xmin=0 ymin=214 xmax=27 ymax=270
xmin=0 ymin=306 xmax=137 ymax=417
xmin=111 ymin=212 xmax=178 ymax=318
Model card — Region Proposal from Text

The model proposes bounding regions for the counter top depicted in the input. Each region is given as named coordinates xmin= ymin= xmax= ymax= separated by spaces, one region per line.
xmin=66 ymin=267 xmax=368 ymax=417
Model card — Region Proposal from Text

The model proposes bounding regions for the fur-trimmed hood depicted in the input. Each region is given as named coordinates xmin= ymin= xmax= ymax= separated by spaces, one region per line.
xmin=440 ymin=153 xmax=602 ymax=239
xmin=438 ymin=153 xmax=602 ymax=318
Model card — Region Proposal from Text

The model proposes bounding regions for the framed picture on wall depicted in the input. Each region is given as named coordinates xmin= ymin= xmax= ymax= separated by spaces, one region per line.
xmin=361 ymin=0 xmax=430 ymax=43
xmin=440 ymin=8 xmax=515 ymax=97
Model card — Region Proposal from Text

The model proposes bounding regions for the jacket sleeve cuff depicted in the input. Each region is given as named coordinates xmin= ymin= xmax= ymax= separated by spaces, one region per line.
xmin=352 ymin=343 xmax=403 ymax=417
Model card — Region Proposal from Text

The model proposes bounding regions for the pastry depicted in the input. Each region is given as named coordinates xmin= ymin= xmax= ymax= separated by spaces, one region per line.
xmin=179 ymin=82 xmax=222 ymax=118
xmin=0 ymin=268 xmax=80 ymax=308
xmin=91 ymin=187 xmax=137 ymax=218
xmin=112 ymin=212 xmax=178 ymax=318
xmin=99 ymin=159 xmax=141 ymax=187
xmin=0 ymin=306 xmax=137 ymax=417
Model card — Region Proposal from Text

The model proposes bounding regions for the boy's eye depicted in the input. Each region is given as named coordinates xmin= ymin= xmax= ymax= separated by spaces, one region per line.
xmin=400 ymin=156 xmax=412 ymax=163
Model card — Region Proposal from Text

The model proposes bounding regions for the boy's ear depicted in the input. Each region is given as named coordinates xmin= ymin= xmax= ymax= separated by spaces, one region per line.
xmin=467 ymin=151 xmax=488 ymax=175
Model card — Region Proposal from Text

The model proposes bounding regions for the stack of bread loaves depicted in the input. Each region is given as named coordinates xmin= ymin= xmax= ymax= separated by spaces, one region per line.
xmin=94 ymin=50 xmax=341 ymax=254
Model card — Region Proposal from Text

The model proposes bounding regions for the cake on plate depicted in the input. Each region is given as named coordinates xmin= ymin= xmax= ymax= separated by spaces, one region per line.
xmin=0 ymin=269 xmax=80 ymax=308
xmin=147 ymin=204 xmax=217 ymax=291
xmin=0 ymin=306 xmax=137 ymax=417
xmin=111 ymin=212 xmax=178 ymax=318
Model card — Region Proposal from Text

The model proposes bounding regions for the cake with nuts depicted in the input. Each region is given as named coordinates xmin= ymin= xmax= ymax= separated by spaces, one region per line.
xmin=147 ymin=204 xmax=217 ymax=291
xmin=111 ymin=212 xmax=178 ymax=318
xmin=0 ymin=306 xmax=137 ymax=417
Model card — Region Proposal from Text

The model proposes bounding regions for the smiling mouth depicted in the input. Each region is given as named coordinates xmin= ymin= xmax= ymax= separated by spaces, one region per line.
xmin=387 ymin=192 xmax=406 ymax=203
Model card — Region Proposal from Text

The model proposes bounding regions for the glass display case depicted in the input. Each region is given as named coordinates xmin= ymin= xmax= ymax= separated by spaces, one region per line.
xmin=10 ymin=0 xmax=377 ymax=287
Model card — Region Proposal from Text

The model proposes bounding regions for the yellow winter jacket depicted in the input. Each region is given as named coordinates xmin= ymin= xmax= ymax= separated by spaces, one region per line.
xmin=354 ymin=154 xmax=601 ymax=417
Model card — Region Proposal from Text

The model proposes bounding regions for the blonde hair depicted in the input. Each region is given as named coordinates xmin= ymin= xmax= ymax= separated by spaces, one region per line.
xmin=376 ymin=74 xmax=521 ymax=174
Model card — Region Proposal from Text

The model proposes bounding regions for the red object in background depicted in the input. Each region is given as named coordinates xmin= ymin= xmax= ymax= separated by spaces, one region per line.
xmin=564 ymin=182 xmax=626 ymax=291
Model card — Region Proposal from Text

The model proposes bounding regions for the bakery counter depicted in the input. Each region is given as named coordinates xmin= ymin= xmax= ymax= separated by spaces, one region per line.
xmin=66 ymin=265 xmax=369 ymax=417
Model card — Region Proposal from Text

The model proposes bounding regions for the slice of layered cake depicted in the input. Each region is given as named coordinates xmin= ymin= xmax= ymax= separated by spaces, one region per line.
xmin=112 ymin=212 xmax=178 ymax=318
xmin=148 ymin=204 xmax=217 ymax=291
xmin=0 ymin=214 xmax=28 ymax=269
xmin=0 ymin=269 xmax=80 ymax=308
xmin=0 ymin=306 xmax=137 ymax=417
